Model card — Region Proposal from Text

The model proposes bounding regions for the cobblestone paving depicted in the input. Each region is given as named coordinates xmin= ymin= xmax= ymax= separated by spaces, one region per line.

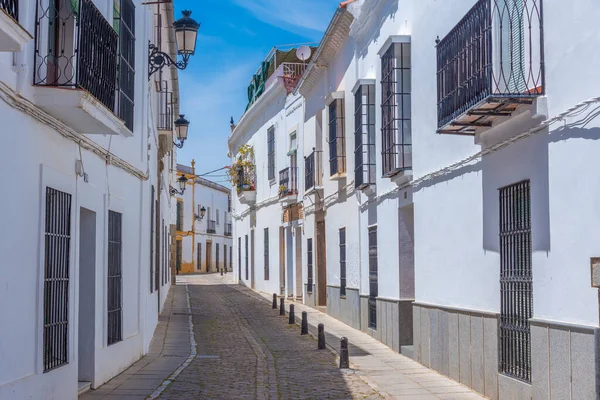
xmin=159 ymin=279 xmax=382 ymax=400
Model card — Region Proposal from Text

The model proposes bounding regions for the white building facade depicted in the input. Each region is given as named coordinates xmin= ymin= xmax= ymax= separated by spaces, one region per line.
xmin=0 ymin=1 xmax=193 ymax=398
xmin=231 ymin=0 xmax=600 ymax=398
xmin=175 ymin=162 xmax=233 ymax=274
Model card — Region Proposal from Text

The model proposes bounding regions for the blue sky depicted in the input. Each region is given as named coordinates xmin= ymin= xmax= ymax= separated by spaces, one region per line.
xmin=173 ymin=0 xmax=340 ymax=184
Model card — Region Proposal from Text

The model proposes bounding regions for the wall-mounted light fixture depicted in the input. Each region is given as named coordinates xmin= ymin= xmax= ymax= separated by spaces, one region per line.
xmin=170 ymin=175 xmax=188 ymax=196
xmin=195 ymin=206 xmax=206 ymax=221
xmin=148 ymin=10 xmax=200 ymax=78
xmin=173 ymin=114 xmax=190 ymax=148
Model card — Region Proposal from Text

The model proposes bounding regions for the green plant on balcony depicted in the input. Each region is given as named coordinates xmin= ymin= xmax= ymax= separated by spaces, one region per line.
xmin=228 ymin=144 xmax=256 ymax=194
xmin=278 ymin=185 xmax=287 ymax=197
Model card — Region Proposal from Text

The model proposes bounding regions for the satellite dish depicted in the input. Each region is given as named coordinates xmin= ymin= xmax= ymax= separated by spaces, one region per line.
xmin=296 ymin=45 xmax=312 ymax=62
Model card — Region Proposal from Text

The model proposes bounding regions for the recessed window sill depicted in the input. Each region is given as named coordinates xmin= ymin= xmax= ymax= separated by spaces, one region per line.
xmin=330 ymin=172 xmax=347 ymax=181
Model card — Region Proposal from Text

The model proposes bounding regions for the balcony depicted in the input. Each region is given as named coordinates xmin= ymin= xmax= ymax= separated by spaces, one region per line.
xmin=207 ymin=220 xmax=216 ymax=234
xmin=304 ymin=149 xmax=323 ymax=195
xmin=225 ymin=223 xmax=232 ymax=237
xmin=234 ymin=164 xmax=256 ymax=205
xmin=278 ymin=167 xmax=298 ymax=205
xmin=0 ymin=0 xmax=31 ymax=51
xmin=157 ymin=82 xmax=174 ymax=134
xmin=33 ymin=0 xmax=133 ymax=136
xmin=436 ymin=0 xmax=544 ymax=136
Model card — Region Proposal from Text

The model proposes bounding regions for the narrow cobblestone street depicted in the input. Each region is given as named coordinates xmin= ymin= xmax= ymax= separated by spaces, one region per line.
xmin=81 ymin=274 xmax=483 ymax=400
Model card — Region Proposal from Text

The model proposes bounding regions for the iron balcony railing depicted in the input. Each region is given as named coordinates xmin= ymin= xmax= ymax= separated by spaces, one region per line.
xmin=304 ymin=149 xmax=323 ymax=192
xmin=33 ymin=0 xmax=123 ymax=117
xmin=207 ymin=220 xmax=216 ymax=234
xmin=1 ymin=0 xmax=18 ymax=20
xmin=279 ymin=167 xmax=298 ymax=198
xmin=157 ymin=86 xmax=174 ymax=131
xmin=225 ymin=223 xmax=232 ymax=236
xmin=436 ymin=0 xmax=544 ymax=128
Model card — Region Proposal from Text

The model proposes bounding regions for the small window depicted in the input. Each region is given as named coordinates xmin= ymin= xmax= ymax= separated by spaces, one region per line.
xmin=328 ymin=98 xmax=346 ymax=176
xmin=108 ymin=210 xmax=123 ymax=346
xmin=267 ymin=126 xmax=276 ymax=181
xmin=354 ymin=84 xmax=376 ymax=188
xmin=289 ymin=131 xmax=297 ymax=151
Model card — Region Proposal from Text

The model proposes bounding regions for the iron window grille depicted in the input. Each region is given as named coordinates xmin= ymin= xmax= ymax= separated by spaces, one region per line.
xmin=354 ymin=85 xmax=377 ymax=189
xmin=1 ymin=0 xmax=18 ymax=21
xmin=307 ymin=238 xmax=313 ymax=293
xmin=160 ymin=220 xmax=165 ymax=285
xmin=499 ymin=180 xmax=532 ymax=382
xmin=264 ymin=228 xmax=270 ymax=280
xmin=230 ymin=246 xmax=232 ymax=272
xmin=238 ymin=237 xmax=242 ymax=278
xmin=304 ymin=149 xmax=323 ymax=191
xmin=157 ymin=82 xmax=174 ymax=131
xmin=368 ymin=227 xmax=378 ymax=329
xmin=328 ymin=98 xmax=346 ymax=176
xmin=216 ymin=243 xmax=220 ymax=272
xmin=33 ymin=0 xmax=119 ymax=113
xmin=176 ymin=240 xmax=182 ymax=272
xmin=339 ymin=228 xmax=346 ymax=296
xmin=155 ymin=198 xmax=160 ymax=291
xmin=116 ymin=0 xmax=135 ymax=131
xmin=224 ymin=245 xmax=227 ymax=273
xmin=107 ymin=211 xmax=123 ymax=346
xmin=267 ymin=126 xmax=276 ymax=181
xmin=207 ymin=220 xmax=216 ymax=234
xmin=225 ymin=223 xmax=232 ymax=236
xmin=436 ymin=0 xmax=545 ymax=129
xmin=197 ymin=243 xmax=201 ymax=271
xmin=176 ymin=202 xmax=183 ymax=230
xmin=381 ymin=42 xmax=412 ymax=177
xmin=43 ymin=187 xmax=72 ymax=372
xmin=163 ymin=224 xmax=168 ymax=283
xmin=150 ymin=186 xmax=155 ymax=292
xmin=279 ymin=167 xmax=298 ymax=197
xmin=245 ymin=235 xmax=249 ymax=280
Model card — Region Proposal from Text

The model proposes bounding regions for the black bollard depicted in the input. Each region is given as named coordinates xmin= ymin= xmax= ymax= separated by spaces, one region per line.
xmin=339 ymin=337 xmax=349 ymax=369
xmin=279 ymin=297 xmax=285 ymax=316
xmin=301 ymin=311 xmax=308 ymax=335
xmin=221 ymin=269 xmax=223 ymax=276
xmin=288 ymin=304 xmax=295 ymax=324
xmin=272 ymin=293 xmax=277 ymax=309
xmin=318 ymin=323 xmax=326 ymax=350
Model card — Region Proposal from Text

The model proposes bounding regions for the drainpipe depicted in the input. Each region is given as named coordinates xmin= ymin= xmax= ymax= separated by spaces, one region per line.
xmin=15 ymin=0 xmax=33 ymax=96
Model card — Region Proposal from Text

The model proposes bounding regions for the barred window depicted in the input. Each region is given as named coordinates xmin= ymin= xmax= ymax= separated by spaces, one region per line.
xmin=245 ymin=235 xmax=249 ymax=280
xmin=197 ymin=243 xmax=202 ymax=271
xmin=499 ymin=180 xmax=532 ymax=382
xmin=264 ymin=228 xmax=270 ymax=280
xmin=268 ymin=126 xmax=275 ymax=180
xmin=238 ymin=237 xmax=242 ymax=278
xmin=216 ymin=243 xmax=220 ymax=272
xmin=368 ymin=226 xmax=378 ymax=329
xmin=44 ymin=187 xmax=72 ymax=372
xmin=176 ymin=201 xmax=183 ymax=231
xmin=328 ymin=98 xmax=346 ymax=176
xmin=224 ymin=244 xmax=228 ymax=273
xmin=354 ymin=84 xmax=376 ymax=189
xmin=150 ymin=186 xmax=155 ymax=292
xmin=339 ymin=228 xmax=346 ymax=296
xmin=107 ymin=211 xmax=123 ymax=346
xmin=230 ymin=246 xmax=232 ymax=272
xmin=381 ymin=42 xmax=411 ymax=176
xmin=116 ymin=0 xmax=135 ymax=131
xmin=307 ymin=239 xmax=313 ymax=293
xmin=155 ymin=198 xmax=160 ymax=291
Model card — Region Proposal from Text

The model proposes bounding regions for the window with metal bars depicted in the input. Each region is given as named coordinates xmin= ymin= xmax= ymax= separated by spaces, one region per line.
xmin=116 ymin=0 xmax=135 ymax=131
xmin=339 ymin=228 xmax=346 ymax=296
xmin=307 ymin=239 xmax=313 ymax=293
xmin=150 ymin=186 xmax=155 ymax=292
xmin=499 ymin=180 xmax=532 ymax=382
xmin=176 ymin=240 xmax=182 ymax=272
xmin=368 ymin=226 xmax=378 ymax=329
xmin=230 ymin=246 xmax=232 ymax=272
xmin=268 ymin=126 xmax=275 ymax=181
xmin=176 ymin=201 xmax=183 ymax=231
xmin=328 ymin=98 xmax=346 ymax=176
xmin=155 ymin=199 xmax=160 ymax=291
xmin=107 ymin=210 xmax=123 ymax=346
xmin=224 ymin=244 xmax=227 ymax=274
xmin=381 ymin=42 xmax=412 ymax=176
xmin=354 ymin=84 xmax=377 ymax=189
xmin=245 ymin=235 xmax=249 ymax=280
xmin=216 ymin=243 xmax=220 ymax=272
xmin=162 ymin=220 xmax=166 ymax=285
xmin=197 ymin=243 xmax=202 ymax=271
xmin=264 ymin=228 xmax=270 ymax=280
xmin=43 ymin=187 xmax=72 ymax=372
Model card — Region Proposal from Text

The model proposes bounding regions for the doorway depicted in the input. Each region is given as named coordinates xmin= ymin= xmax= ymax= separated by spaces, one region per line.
xmin=279 ymin=227 xmax=285 ymax=295
xmin=286 ymin=227 xmax=294 ymax=297
xmin=316 ymin=220 xmax=327 ymax=306
xmin=78 ymin=208 xmax=96 ymax=384
xmin=295 ymin=227 xmax=303 ymax=300
xmin=206 ymin=241 xmax=212 ymax=272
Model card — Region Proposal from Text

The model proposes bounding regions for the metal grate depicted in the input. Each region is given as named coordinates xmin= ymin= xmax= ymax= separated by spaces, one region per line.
xmin=155 ymin=198 xmax=160 ymax=290
xmin=307 ymin=239 xmax=313 ymax=293
xmin=267 ymin=126 xmax=275 ymax=180
xmin=245 ymin=235 xmax=249 ymax=280
xmin=116 ymin=0 xmax=135 ymax=131
xmin=238 ymin=237 xmax=242 ymax=278
xmin=150 ymin=186 xmax=155 ymax=292
xmin=339 ymin=228 xmax=346 ymax=296
xmin=44 ymin=187 xmax=72 ymax=372
xmin=176 ymin=202 xmax=183 ymax=231
xmin=176 ymin=240 xmax=182 ymax=272
xmin=368 ymin=227 xmax=378 ymax=329
xmin=224 ymin=244 xmax=228 ymax=273
xmin=197 ymin=243 xmax=202 ymax=271
xmin=436 ymin=0 xmax=545 ymax=128
xmin=157 ymin=83 xmax=173 ymax=131
xmin=381 ymin=42 xmax=412 ymax=176
xmin=354 ymin=85 xmax=377 ymax=189
xmin=225 ymin=223 xmax=232 ymax=236
xmin=279 ymin=167 xmax=298 ymax=197
xmin=107 ymin=211 xmax=123 ymax=346
xmin=207 ymin=220 xmax=216 ymax=234
xmin=499 ymin=180 xmax=532 ymax=382
xmin=216 ymin=243 xmax=220 ymax=272
xmin=0 ymin=0 xmax=18 ymax=20
xmin=230 ymin=246 xmax=232 ymax=272
xmin=328 ymin=99 xmax=346 ymax=176
xmin=264 ymin=228 xmax=270 ymax=280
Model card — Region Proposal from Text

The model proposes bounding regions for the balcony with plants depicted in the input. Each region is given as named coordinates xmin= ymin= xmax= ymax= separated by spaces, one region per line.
xmin=32 ymin=0 xmax=135 ymax=136
xmin=0 ymin=0 xmax=31 ymax=51
xmin=278 ymin=166 xmax=298 ymax=205
xmin=436 ymin=0 xmax=545 ymax=136
xmin=228 ymin=144 xmax=256 ymax=205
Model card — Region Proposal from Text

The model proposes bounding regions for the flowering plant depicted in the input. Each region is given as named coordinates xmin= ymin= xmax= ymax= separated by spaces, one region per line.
xmin=227 ymin=145 xmax=256 ymax=194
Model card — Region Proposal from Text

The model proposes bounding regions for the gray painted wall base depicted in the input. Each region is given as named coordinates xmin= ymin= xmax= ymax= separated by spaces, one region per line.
xmin=326 ymin=286 xmax=361 ymax=330
xmin=360 ymin=295 xmax=413 ymax=352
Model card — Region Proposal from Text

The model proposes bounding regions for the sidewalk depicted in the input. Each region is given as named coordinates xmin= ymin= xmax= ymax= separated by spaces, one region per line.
xmin=80 ymin=285 xmax=191 ymax=399
xmin=229 ymin=278 xmax=485 ymax=400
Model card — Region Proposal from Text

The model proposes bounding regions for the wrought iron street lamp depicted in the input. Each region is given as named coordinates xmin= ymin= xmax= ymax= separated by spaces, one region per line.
xmin=195 ymin=206 xmax=206 ymax=221
xmin=173 ymin=114 xmax=189 ymax=148
xmin=148 ymin=10 xmax=200 ymax=78
xmin=170 ymin=175 xmax=188 ymax=196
